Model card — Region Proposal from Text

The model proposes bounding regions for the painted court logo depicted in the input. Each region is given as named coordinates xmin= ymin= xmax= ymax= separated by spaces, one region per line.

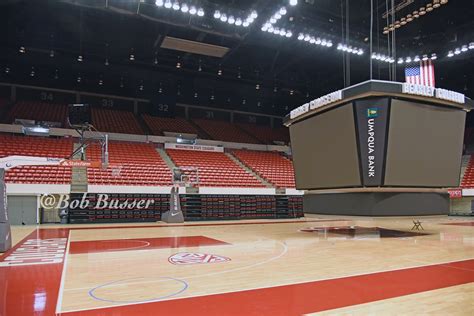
xmin=168 ymin=252 xmax=231 ymax=265
xmin=367 ymin=108 xmax=378 ymax=118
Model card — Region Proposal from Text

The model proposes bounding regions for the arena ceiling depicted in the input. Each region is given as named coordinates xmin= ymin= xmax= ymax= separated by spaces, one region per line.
xmin=0 ymin=0 xmax=473 ymax=116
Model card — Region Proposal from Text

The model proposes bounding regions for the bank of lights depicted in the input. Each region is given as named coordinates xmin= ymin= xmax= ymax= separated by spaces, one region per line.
xmin=214 ymin=10 xmax=257 ymax=27
xmin=297 ymin=33 xmax=333 ymax=47
xmin=371 ymin=53 xmax=395 ymax=63
xmin=264 ymin=7 xmax=287 ymax=26
xmin=337 ymin=44 xmax=364 ymax=55
xmin=447 ymin=43 xmax=474 ymax=58
xmin=397 ymin=53 xmax=437 ymax=64
xmin=155 ymin=0 xmax=204 ymax=16
xmin=262 ymin=25 xmax=293 ymax=37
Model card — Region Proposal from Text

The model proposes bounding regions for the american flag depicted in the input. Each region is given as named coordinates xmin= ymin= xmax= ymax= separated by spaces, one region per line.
xmin=405 ymin=59 xmax=435 ymax=86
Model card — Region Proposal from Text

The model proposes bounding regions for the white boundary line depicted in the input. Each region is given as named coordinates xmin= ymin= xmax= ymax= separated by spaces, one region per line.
xmin=58 ymin=254 xmax=474 ymax=314
xmin=55 ymin=229 xmax=72 ymax=314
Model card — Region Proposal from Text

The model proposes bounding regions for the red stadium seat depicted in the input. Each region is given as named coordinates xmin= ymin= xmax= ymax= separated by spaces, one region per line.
xmin=232 ymin=150 xmax=296 ymax=188
xmin=166 ymin=149 xmax=264 ymax=188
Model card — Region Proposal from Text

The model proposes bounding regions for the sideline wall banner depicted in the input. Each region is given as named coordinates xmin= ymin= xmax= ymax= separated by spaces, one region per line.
xmin=354 ymin=98 xmax=389 ymax=187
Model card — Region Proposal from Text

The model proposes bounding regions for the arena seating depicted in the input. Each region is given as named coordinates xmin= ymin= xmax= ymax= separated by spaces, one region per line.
xmin=5 ymin=101 xmax=67 ymax=125
xmin=87 ymin=142 xmax=172 ymax=186
xmin=461 ymin=155 xmax=474 ymax=188
xmin=0 ymin=134 xmax=73 ymax=184
xmin=237 ymin=123 xmax=290 ymax=144
xmin=91 ymin=108 xmax=144 ymax=135
xmin=193 ymin=119 xmax=260 ymax=144
xmin=142 ymin=115 xmax=200 ymax=136
xmin=232 ymin=150 xmax=296 ymax=188
xmin=166 ymin=149 xmax=265 ymax=187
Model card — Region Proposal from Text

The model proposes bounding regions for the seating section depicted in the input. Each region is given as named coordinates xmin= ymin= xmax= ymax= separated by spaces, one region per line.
xmin=461 ymin=155 xmax=474 ymax=188
xmin=87 ymin=142 xmax=172 ymax=186
xmin=5 ymin=101 xmax=67 ymax=125
xmin=92 ymin=108 xmax=144 ymax=135
xmin=166 ymin=149 xmax=264 ymax=187
xmin=0 ymin=135 xmax=73 ymax=184
xmin=232 ymin=150 xmax=296 ymax=188
xmin=142 ymin=115 xmax=200 ymax=136
xmin=193 ymin=119 xmax=260 ymax=144
xmin=237 ymin=123 xmax=290 ymax=144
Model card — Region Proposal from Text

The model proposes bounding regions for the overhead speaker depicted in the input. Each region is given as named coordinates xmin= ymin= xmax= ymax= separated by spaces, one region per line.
xmin=68 ymin=104 xmax=91 ymax=127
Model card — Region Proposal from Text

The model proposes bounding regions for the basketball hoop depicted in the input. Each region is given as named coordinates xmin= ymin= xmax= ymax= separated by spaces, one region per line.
xmin=172 ymin=167 xmax=199 ymax=187
xmin=111 ymin=165 xmax=123 ymax=177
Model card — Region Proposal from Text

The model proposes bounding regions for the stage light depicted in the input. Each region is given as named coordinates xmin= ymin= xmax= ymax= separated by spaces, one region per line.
xmin=243 ymin=21 xmax=250 ymax=27
xmin=50 ymin=50 xmax=55 ymax=58
xmin=433 ymin=0 xmax=441 ymax=8
xmin=413 ymin=10 xmax=419 ymax=18
xmin=176 ymin=62 xmax=181 ymax=68
xmin=454 ymin=48 xmax=461 ymax=55
xmin=189 ymin=6 xmax=197 ymax=15
xmin=120 ymin=78 xmax=124 ymax=88
xmin=383 ymin=27 xmax=389 ymax=34
xmin=228 ymin=16 xmax=235 ymax=24
xmin=290 ymin=90 xmax=294 ymax=95
xmin=321 ymin=39 xmax=327 ymax=46
xmin=279 ymin=29 xmax=286 ymax=36
xmin=400 ymin=18 xmax=407 ymax=25
xmin=154 ymin=57 xmax=158 ymax=65
xmin=397 ymin=58 xmax=404 ymax=64
xmin=407 ymin=14 xmax=414 ymax=21
xmin=77 ymin=76 xmax=82 ymax=83
xmin=285 ymin=31 xmax=292 ymax=38
xmin=235 ymin=18 xmax=242 ymax=26
xmin=197 ymin=8 xmax=204 ymax=16
xmin=469 ymin=42 xmax=474 ymax=49
xmin=304 ymin=35 xmax=310 ymax=41
xmin=155 ymin=0 xmax=164 ymax=6
xmin=256 ymin=84 xmax=260 ymax=90
xmin=394 ymin=21 xmax=401 ymax=28
xmin=461 ymin=45 xmax=468 ymax=52
xmin=139 ymin=84 xmax=144 ymax=91
xmin=405 ymin=56 xmax=412 ymax=63
xmin=172 ymin=2 xmax=180 ymax=10
xmin=214 ymin=10 xmax=220 ymax=19
xmin=99 ymin=79 xmax=103 ymax=86
xmin=309 ymin=37 xmax=316 ymax=44
xmin=30 ymin=67 xmax=35 ymax=77
xmin=268 ymin=26 xmax=274 ymax=33
xmin=426 ymin=4 xmax=433 ymax=12
xmin=181 ymin=4 xmax=188 ymax=13
xmin=220 ymin=14 xmax=227 ymax=22
xmin=280 ymin=7 xmax=287 ymax=15
xmin=422 ymin=54 xmax=428 ymax=61
xmin=105 ymin=58 xmax=109 ymax=66
xmin=289 ymin=0 xmax=297 ymax=6
xmin=217 ymin=68 xmax=222 ymax=76
xmin=194 ymin=92 xmax=198 ymax=98
xmin=270 ymin=17 xmax=277 ymax=24
xmin=5 ymin=67 xmax=10 ymax=74
xmin=326 ymin=41 xmax=333 ymax=47
xmin=440 ymin=0 xmax=448 ymax=3
xmin=414 ymin=55 xmax=420 ymax=62
xmin=315 ymin=38 xmax=321 ymax=45
xmin=275 ymin=13 xmax=282 ymax=19
xmin=250 ymin=10 xmax=258 ymax=19
xmin=419 ymin=7 xmax=426 ymax=15
xmin=298 ymin=33 xmax=304 ymax=40
xmin=164 ymin=0 xmax=172 ymax=9
xmin=358 ymin=49 xmax=364 ymax=55
xmin=77 ymin=55 xmax=83 ymax=62
xmin=129 ymin=53 xmax=135 ymax=61
xmin=447 ymin=51 xmax=454 ymax=57
xmin=431 ymin=53 xmax=437 ymax=60
xmin=19 ymin=46 xmax=26 ymax=53
xmin=371 ymin=53 xmax=377 ymax=59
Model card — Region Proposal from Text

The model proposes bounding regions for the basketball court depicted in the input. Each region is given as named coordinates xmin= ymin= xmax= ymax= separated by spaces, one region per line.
xmin=2 ymin=216 xmax=473 ymax=315
xmin=1 ymin=0 xmax=474 ymax=315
